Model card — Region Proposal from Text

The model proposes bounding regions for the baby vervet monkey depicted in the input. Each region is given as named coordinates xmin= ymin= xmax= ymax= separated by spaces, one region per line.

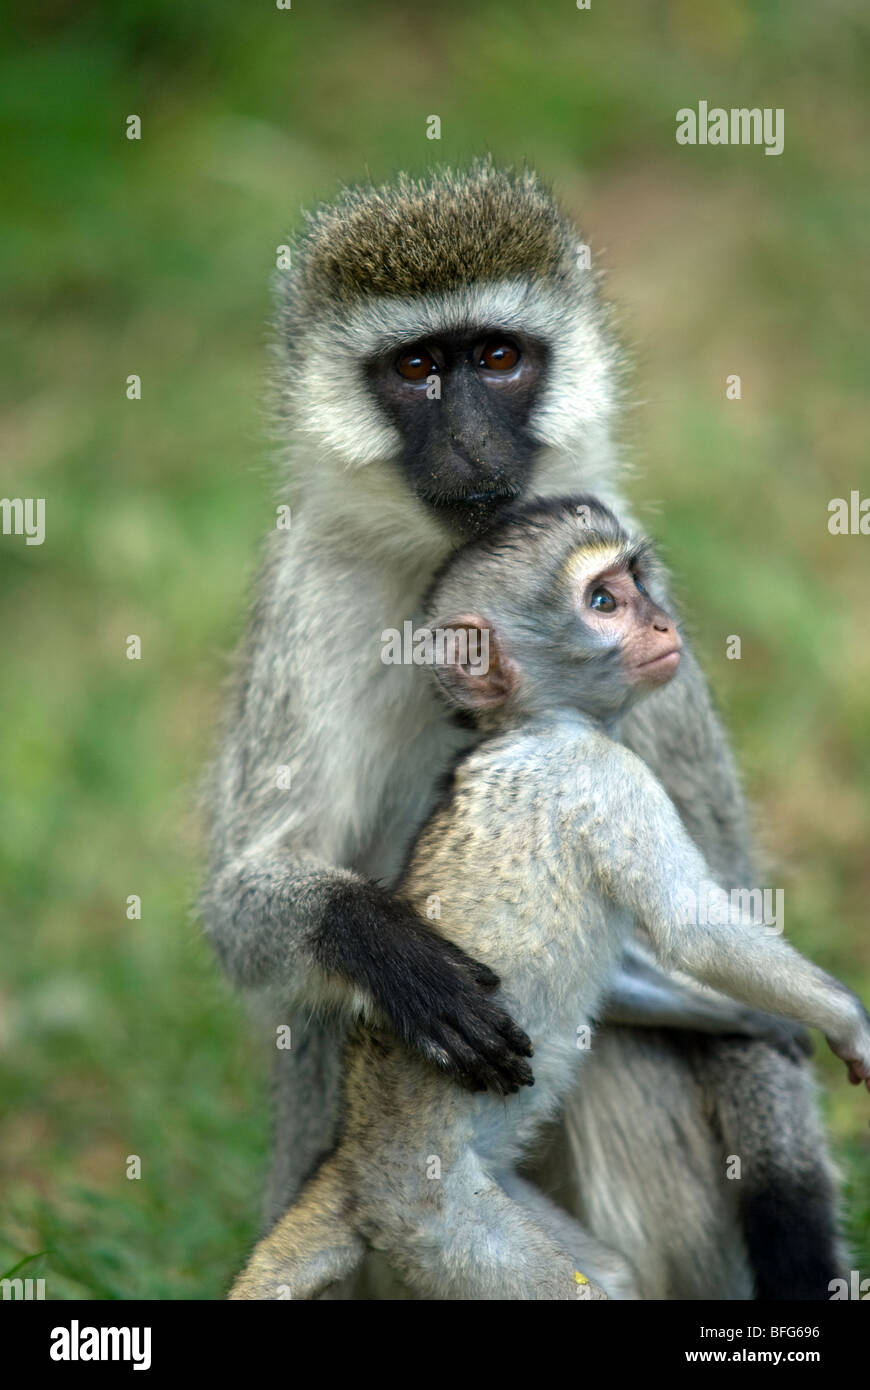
xmin=229 ymin=496 xmax=870 ymax=1302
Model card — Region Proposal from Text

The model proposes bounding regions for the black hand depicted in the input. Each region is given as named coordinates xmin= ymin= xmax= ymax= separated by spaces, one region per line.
xmin=315 ymin=880 xmax=534 ymax=1095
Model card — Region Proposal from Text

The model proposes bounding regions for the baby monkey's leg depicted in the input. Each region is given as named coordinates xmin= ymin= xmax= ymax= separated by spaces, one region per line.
xmin=228 ymin=1157 xmax=364 ymax=1300
xmin=498 ymin=1170 xmax=641 ymax=1299
xmin=389 ymin=1152 xmax=610 ymax=1301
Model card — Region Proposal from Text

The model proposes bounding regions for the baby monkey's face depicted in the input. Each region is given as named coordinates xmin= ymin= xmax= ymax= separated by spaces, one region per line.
xmin=426 ymin=513 xmax=683 ymax=724
xmin=566 ymin=551 xmax=682 ymax=689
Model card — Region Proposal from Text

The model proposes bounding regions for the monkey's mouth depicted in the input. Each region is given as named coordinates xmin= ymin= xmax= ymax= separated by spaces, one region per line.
xmin=426 ymin=484 xmax=519 ymax=510
xmin=420 ymin=482 xmax=521 ymax=536
xmin=635 ymin=649 xmax=681 ymax=679
xmin=459 ymin=489 xmax=514 ymax=504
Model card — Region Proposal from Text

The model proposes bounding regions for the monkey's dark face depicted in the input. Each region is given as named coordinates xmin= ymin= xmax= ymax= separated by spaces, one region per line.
xmin=366 ymin=330 xmax=549 ymax=534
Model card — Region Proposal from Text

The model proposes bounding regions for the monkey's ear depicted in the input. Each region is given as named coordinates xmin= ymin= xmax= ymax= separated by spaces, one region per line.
xmin=428 ymin=614 xmax=519 ymax=711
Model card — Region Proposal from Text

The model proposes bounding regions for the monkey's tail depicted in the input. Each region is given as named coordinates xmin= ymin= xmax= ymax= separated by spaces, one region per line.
xmin=228 ymin=1156 xmax=365 ymax=1300
xmin=704 ymin=1037 xmax=845 ymax=1300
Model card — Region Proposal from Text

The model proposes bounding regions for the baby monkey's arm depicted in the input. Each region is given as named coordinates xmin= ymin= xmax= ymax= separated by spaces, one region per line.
xmin=602 ymin=939 xmax=811 ymax=1059
xmin=586 ymin=744 xmax=870 ymax=1089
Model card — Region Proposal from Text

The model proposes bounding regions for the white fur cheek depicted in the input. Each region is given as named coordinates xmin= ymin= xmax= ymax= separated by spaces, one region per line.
xmin=295 ymin=352 xmax=400 ymax=466
xmin=530 ymin=321 xmax=617 ymax=448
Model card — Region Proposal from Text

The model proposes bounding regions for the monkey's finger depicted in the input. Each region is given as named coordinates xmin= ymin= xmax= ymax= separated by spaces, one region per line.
xmin=423 ymin=1023 xmax=509 ymax=1093
xmin=451 ymin=1018 xmax=536 ymax=1089
xmin=496 ymin=1054 xmax=535 ymax=1089
xmin=435 ymin=938 xmax=501 ymax=992
xmin=435 ymin=1017 xmax=529 ymax=1094
xmin=473 ymin=1020 xmax=536 ymax=1085
xmin=473 ymin=1002 xmax=535 ymax=1062
xmin=473 ymin=967 xmax=500 ymax=992
xmin=495 ymin=1016 xmax=535 ymax=1058
xmin=448 ymin=1005 xmax=528 ymax=1063
xmin=417 ymin=1039 xmax=483 ymax=1087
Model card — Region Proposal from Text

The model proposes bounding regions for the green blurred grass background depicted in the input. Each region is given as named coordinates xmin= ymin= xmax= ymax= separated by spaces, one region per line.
xmin=1 ymin=0 xmax=868 ymax=1298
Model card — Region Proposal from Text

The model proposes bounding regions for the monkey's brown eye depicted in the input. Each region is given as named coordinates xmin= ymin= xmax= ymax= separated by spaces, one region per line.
xmin=396 ymin=348 xmax=436 ymax=381
xmin=589 ymin=587 xmax=616 ymax=613
xmin=479 ymin=341 xmax=519 ymax=371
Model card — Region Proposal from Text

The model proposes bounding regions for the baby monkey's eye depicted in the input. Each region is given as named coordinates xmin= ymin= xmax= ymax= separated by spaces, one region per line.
xmin=589 ymin=587 xmax=617 ymax=613
xmin=633 ymin=574 xmax=648 ymax=596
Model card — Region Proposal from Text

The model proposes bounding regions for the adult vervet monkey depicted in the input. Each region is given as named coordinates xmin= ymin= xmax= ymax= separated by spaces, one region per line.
xmin=201 ymin=162 xmax=842 ymax=1299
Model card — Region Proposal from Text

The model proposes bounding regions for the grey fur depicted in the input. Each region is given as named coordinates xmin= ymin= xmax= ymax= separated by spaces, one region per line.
xmin=228 ymin=506 xmax=868 ymax=1300
xmin=200 ymin=164 xmax=844 ymax=1299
